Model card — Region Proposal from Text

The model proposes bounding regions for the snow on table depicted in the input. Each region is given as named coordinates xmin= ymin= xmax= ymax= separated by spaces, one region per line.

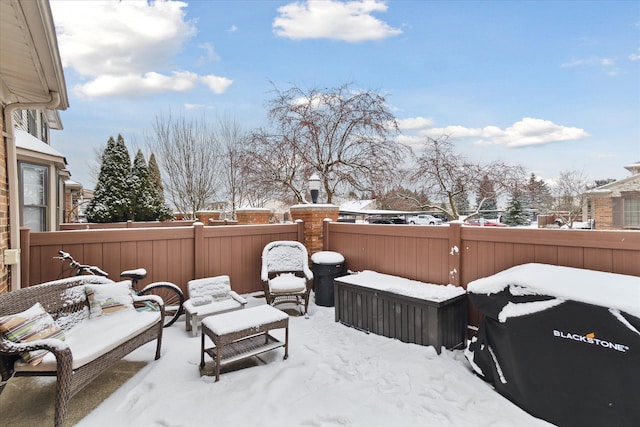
xmin=467 ymin=263 xmax=640 ymax=319
xmin=336 ymin=270 xmax=465 ymax=302
xmin=203 ymin=305 xmax=289 ymax=336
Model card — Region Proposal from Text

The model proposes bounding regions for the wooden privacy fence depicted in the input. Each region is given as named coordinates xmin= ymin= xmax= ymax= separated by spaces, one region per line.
xmin=22 ymin=222 xmax=304 ymax=295
xmin=323 ymin=222 xmax=640 ymax=327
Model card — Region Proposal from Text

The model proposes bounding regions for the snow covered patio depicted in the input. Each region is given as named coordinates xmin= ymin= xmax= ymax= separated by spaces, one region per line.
xmin=2 ymin=294 xmax=550 ymax=426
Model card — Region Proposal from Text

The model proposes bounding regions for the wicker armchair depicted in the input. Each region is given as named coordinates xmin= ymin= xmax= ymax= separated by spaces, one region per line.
xmin=261 ymin=241 xmax=313 ymax=315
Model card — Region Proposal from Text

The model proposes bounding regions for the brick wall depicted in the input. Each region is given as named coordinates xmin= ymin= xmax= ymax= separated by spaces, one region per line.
xmin=0 ymin=116 xmax=9 ymax=293
xmin=195 ymin=210 xmax=220 ymax=225
xmin=289 ymin=204 xmax=339 ymax=256
xmin=236 ymin=208 xmax=271 ymax=225
xmin=593 ymin=197 xmax=613 ymax=230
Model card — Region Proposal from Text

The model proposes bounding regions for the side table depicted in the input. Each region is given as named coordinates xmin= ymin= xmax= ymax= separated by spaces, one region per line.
xmin=200 ymin=305 xmax=289 ymax=381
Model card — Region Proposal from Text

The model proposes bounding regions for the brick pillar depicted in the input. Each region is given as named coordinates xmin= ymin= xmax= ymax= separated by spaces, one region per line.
xmin=236 ymin=208 xmax=271 ymax=224
xmin=195 ymin=210 xmax=220 ymax=225
xmin=289 ymin=204 xmax=339 ymax=256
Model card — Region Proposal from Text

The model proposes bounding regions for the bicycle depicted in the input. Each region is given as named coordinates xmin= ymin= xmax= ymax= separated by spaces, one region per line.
xmin=55 ymin=250 xmax=185 ymax=327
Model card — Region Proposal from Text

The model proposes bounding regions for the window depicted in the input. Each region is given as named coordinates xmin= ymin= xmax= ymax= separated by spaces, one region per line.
xmin=20 ymin=163 xmax=48 ymax=232
xmin=624 ymin=198 xmax=640 ymax=227
xmin=27 ymin=110 xmax=37 ymax=135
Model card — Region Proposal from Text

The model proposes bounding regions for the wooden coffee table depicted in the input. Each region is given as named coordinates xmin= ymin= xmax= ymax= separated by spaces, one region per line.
xmin=200 ymin=305 xmax=289 ymax=381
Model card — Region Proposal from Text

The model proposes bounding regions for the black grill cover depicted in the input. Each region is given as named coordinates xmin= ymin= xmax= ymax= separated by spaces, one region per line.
xmin=467 ymin=289 xmax=640 ymax=427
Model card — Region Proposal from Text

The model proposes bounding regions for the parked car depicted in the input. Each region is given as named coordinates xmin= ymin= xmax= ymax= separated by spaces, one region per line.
xmin=408 ymin=214 xmax=443 ymax=225
xmin=370 ymin=219 xmax=393 ymax=224
xmin=388 ymin=217 xmax=408 ymax=224
xmin=464 ymin=218 xmax=506 ymax=227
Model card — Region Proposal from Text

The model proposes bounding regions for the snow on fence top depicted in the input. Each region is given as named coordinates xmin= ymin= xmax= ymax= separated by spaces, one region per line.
xmin=467 ymin=263 xmax=640 ymax=319
xmin=336 ymin=270 xmax=465 ymax=302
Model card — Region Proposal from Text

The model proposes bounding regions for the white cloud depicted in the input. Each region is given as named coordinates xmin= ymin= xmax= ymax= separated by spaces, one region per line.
xmin=199 ymin=75 xmax=234 ymax=94
xmin=51 ymin=0 xmax=232 ymax=97
xmin=630 ymin=48 xmax=640 ymax=61
xmin=185 ymin=103 xmax=214 ymax=110
xmin=74 ymin=71 xmax=199 ymax=97
xmin=273 ymin=0 xmax=402 ymax=42
xmin=561 ymin=56 xmax=620 ymax=76
xmin=198 ymin=43 xmax=220 ymax=63
xmin=397 ymin=116 xmax=434 ymax=131
xmin=401 ymin=116 xmax=589 ymax=148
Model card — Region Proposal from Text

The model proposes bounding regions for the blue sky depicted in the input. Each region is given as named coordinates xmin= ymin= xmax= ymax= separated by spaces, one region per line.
xmin=49 ymin=0 xmax=640 ymax=190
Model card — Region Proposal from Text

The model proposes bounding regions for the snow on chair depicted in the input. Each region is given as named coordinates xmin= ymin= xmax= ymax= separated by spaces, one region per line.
xmin=261 ymin=240 xmax=313 ymax=316
xmin=183 ymin=275 xmax=247 ymax=336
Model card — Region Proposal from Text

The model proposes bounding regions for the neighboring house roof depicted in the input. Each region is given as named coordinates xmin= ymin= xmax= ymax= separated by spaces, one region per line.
xmin=339 ymin=200 xmax=376 ymax=211
xmin=15 ymin=128 xmax=67 ymax=168
xmin=0 ymin=0 xmax=69 ymax=125
xmin=64 ymin=179 xmax=83 ymax=190
xmin=586 ymin=164 xmax=640 ymax=197
xmin=624 ymin=161 xmax=640 ymax=175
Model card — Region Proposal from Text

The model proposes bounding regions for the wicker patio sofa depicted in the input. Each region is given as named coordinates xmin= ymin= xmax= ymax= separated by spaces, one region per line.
xmin=0 ymin=276 xmax=165 ymax=427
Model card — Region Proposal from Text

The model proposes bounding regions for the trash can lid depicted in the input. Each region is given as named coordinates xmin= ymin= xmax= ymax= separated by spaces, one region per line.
xmin=311 ymin=251 xmax=345 ymax=264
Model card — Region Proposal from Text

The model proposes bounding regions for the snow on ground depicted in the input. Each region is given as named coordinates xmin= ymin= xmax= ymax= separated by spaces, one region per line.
xmin=78 ymin=296 xmax=551 ymax=427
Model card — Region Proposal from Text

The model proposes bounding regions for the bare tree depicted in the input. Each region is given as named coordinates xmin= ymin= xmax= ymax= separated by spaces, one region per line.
xmin=147 ymin=113 xmax=222 ymax=218
xmin=406 ymin=136 xmax=524 ymax=220
xmin=215 ymin=114 xmax=249 ymax=218
xmin=553 ymin=169 xmax=590 ymax=227
xmin=245 ymin=83 xmax=407 ymax=204
xmin=243 ymin=127 xmax=313 ymax=204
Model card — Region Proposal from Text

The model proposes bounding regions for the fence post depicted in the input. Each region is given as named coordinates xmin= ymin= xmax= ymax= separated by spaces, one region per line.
xmin=193 ymin=222 xmax=205 ymax=279
xmin=296 ymin=220 xmax=305 ymax=243
xmin=448 ymin=222 xmax=462 ymax=287
xmin=19 ymin=227 xmax=30 ymax=289
xmin=323 ymin=219 xmax=330 ymax=250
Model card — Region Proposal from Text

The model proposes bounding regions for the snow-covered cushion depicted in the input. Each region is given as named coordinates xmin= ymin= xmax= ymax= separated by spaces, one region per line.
xmin=187 ymin=276 xmax=231 ymax=302
xmin=0 ymin=302 xmax=65 ymax=366
xmin=183 ymin=295 xmax=243 ymax=316
xmin=85 ymin=281 xmax=134 ymax=317
xmin=269 ymin=273 xmax=306 ymax=294
xmin=13 ymin=310 xmax=160 ymax=372
xmin=190 ymin=295 xmax=213 ymax=306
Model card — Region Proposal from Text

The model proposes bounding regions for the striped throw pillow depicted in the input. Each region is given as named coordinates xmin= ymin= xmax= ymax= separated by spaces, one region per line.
xmin=0 ymin=302 xmax=65 ymax=365
xmin=85 ymin=281 xmax=134 ymax=317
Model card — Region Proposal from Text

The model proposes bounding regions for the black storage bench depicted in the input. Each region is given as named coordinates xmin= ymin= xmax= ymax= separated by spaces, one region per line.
xmin=465 ymin=263 xmax=640 ymax=427
xmin=334 ymin=270 xmax=467 ymax=353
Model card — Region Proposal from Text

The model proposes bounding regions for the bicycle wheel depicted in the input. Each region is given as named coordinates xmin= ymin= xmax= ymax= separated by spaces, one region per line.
xmin=139 ymin=282 xmax=184 ymax=327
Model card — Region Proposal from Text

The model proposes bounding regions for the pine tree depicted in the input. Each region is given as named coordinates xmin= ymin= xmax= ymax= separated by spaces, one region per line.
xmin=86 ymin=135 xmax=132 ymax=223
xmin=148 ymin=153 xmax=173 ymax=221
xmin=476 ymin=175 xmax=498 ymax=218
xmin=504 ymin=190 xmax=529 ymax=226
xmin=148 ymin=153 xmax=164 ymax=198
xmin=523 ymin=173 xmax=552 ymax=213
xmin=130 ymin=150 xmax=155 ymax=221
xmin=453 ymin=177 xmax=470 ymax=216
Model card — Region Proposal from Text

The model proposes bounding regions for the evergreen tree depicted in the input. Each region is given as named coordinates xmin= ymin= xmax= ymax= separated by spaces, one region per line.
xmin=504 ymin=190 xmax=529 ymax=226
xmin=453 ymin=177 xmax=470 ymax=216
xmin=523 ymin=173 xmax=553 ymax=213
xmin=148 ymin=153 xmax=164 ymax=198
xmin=148 ymin=153 xmax=173 ymax=221
xmin=130 ymin=150 xmax=156 ymax=221
xmin=86 ymin=135 xmax=132 ymax=223
xmin=476 ymin=175 xmax=497 ymax=217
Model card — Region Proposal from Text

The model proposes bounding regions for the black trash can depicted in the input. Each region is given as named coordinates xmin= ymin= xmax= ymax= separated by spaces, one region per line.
xmin=311 ymin=251 xmax=346 ymax=307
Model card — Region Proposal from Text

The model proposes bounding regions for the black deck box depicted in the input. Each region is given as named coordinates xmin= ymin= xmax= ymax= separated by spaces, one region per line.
xmin=334 ymin=270 xmax=467 ymax=353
